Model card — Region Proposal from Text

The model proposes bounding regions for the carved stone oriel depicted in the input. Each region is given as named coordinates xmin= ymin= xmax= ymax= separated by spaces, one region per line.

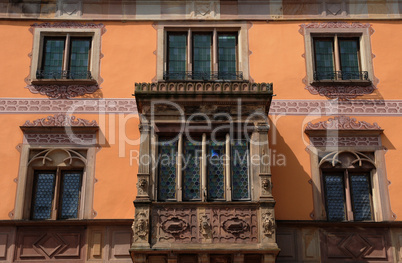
xmin=262 ymin=212 xmax=275 ymax=238
xmin=136 ymin=174 xmax=150 ymax=200
xmin=199 ymin=214 xmax=212 ymax=239
xmin=133 ymin=209 xmax=150 ymax=245
xmin=23 ymin=113 xmax=98 ymax=127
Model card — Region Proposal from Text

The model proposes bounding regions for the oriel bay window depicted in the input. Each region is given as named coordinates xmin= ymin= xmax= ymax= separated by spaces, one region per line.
xmin=165 ymin=30 xmax=239 ymax=81
xmin=37 ymin=35 xmax=92 ymax=80
xmin=157 ymin=136 xmax=249 ymax=202
xmin=313 ymin=35 xmax=367 ymax=81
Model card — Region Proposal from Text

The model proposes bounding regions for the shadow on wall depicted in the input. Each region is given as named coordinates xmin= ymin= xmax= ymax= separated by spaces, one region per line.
xmin=268 ymin=118 xmax=313 ymax=221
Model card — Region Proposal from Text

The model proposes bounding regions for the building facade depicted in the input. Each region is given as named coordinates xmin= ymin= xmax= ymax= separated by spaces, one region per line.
xmin=1 ymin=1 xmax=402 ymax=263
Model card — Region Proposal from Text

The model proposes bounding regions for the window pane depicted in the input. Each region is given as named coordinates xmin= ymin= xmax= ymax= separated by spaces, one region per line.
xmin=42 ymin=38 xmax=65 ymax=79
xmin=60 ymin=172 xmax=82 ymax=219
xmin=168 ymin=34 xmax=187 ymax=80
xmin=69 ymin=38 xmax=91 ymax=79
xmin=193 ymin=34 xmax=211 ymax=79
xmin=339 ymin=39 xmax=360 ymax=80
xmin=350 ymin=174 xmax=372 ymax=221
xmin=183 ymin=141 xmax=202 ymax=201
xmin=324 ymin=174 xmax=346 ymax=221
xmin=218 ymin=34 xmax=237 ymax=80
xmin=208 ymin=141 xmax=225 ymax=200
xmin=158 ymin=140 xmax=177 ymax=201
xmin=314 ymin=39 xmax=334 ymax=80
xmin=32 ymin=172 xmax=56 ymax=220
xmin=231 ymin=140 xmax=250 ymax=200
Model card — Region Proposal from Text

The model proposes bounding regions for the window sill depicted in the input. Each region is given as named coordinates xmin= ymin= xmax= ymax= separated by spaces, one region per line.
xmin=31 ymin=79 xmax=98 ymax=86
xmin=311 ymin=79 xmax=372 ymax=87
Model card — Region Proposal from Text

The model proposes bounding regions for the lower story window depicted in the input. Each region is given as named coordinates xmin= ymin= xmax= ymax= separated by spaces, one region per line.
xmin=32 ymin=169 xmax=82 ymax=220
xmin=323 ymin=171 xmax=373 ymax=221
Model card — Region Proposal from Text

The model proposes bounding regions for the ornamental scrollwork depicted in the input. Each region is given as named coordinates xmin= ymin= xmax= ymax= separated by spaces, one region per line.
xmin=262 ymin=212 xmax=275 ymax=238
xmin=222 ymin=217 xmax=249 ymax=235
xmin=199 ymin=214 xmax=211 ymax=238
xmin=306 ymin=116 xmax=381 ymax=131
xmin=161 ymin=216 xmax=188 ymax=235
xmin=305 ymin=85 xmax=375 ymax=100
xmin=26 ymin=84 xmax=100 ymax=99
xmin=23 ymin=113 xmax=98 ymax=127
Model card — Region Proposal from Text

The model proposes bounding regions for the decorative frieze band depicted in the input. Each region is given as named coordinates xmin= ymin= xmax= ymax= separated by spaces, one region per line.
xmin=23 ymin=133 xmax=96 ymax=145
xmin=305 ymin=116 xmax=381 ymax=131
xmin=2 ymin=98 xmax=402 ymax=116
xmin=23 ymin=113 xmax=98 ymax=127
xmin=310 ymin=136 xmax=381 ymax=147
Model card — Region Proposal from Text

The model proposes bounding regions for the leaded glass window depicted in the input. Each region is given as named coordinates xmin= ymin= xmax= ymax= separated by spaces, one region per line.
xmin=69 ymin=38 xmax=91 ymax=79
xmin=31 ymin=171 xmax=56 ymax=220
xmin=167 ymin=33 xmax=187 ymax=80
xmin=313 ymin=36 xmax=362 ymax=81
xmin=193 ymin=33 xmax=212 ymax=79
xmin=314 ymin=39 xmax=334 ymax=80
xmin=183 ymin=141 xmax=202 ymax=201
xmin=39 ymin=36 xmax=91 ymax=80
xmin=158 ymin=140 xmax=177 ymax=201
xmin=231 ymin=140 xmax=250 ymax=200
xmin=59 ymin=171 xmax=82 ymax=219
xmin=42 ymin=38 xmax=65 ymax=79
xmin=323 ymin=171 xmax=373 ymax=221
xmin=323 ymin=173 xmax=346 ymax=221
xmin=207 ymin=141 xmax=225 ymax=201
xmin=31 ymin=170 xmax=83 ymax=220
xmin=218 ymin=34 xmax=237 ymax=80
xmin=339 ymin=38 xmax=360 ymax=79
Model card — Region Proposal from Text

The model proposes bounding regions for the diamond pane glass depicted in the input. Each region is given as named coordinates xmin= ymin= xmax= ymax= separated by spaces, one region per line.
xmin=32 ymin=172 xmax=56 ymax=220
xmin=208 ymin=141 xmax=225 ymax=200
xmin=183 ymin=141 xmax=202 ymax=201
xmin=218 ymin=34 xmax=237 ymax=80
xmin=350 ymin=174 xmax=372 ymax=221
xmin=314 ymin=39 xmax=334 ymax=80
xmin=324 ymin=174 xmax=346 ymax=221
xmin=158 ymin=140 xmax=177 ymax=201
xmin=193 ymin=34 xmax=211 ymax=77
xmin=339 ymin=39 xmax=360 ymax=79
xmin=60 ymin=172 xmax=82 ymax=219
xmin=232 ymin=140 xmax=249 ymax=200
xmin=168 ymin=34 xmax=187 ymax=79
xmin=69 ymin=38 xmax=91 ymax=79
xmin=43 ymin=38 xmax=65 ymax=79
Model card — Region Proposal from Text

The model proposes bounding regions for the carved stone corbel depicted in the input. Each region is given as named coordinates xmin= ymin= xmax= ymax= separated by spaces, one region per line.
xmin=259 ymin=173 xmax=273 ymax=199
xmin=132 ymin=207 xmax=150 ymax=248
xmin=199 ymin=214 xmax=212 ymax=239
xmin=136 ymin=173 xmax=150 ymax=200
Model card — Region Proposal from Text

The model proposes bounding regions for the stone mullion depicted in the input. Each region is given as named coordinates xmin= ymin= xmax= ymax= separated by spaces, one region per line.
xmin=177 ymin=134 xmax=183 ymax=202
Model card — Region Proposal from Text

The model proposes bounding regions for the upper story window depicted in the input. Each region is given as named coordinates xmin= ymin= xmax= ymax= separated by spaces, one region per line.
xmin=29 ymin=23 xmax=104 ymax=84
xmin=156 ymin=22 xmax=250 ymax=81
xmin=165 ymin=31 xmax=239 ymax=81
xmin=313 ymin=36 xmax=366 ymax=81
xmin=300 ymin=22 xmax=374 ymax=86
xmin=38 ymin=36 xmax=92 ymax=80
xmin=157 ymin=136 xmax=249 ymax=202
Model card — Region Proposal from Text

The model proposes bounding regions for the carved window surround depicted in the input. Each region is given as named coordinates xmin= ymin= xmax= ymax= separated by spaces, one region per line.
xmin=12 ymin=114 xmax=99 ymax=220
xmin=154 ymin=21 xmax=250 ymax=82
xmin=300 ymin=22 xmax=376 ymax=100
xmin=305 ymin=116 xmax=394 ymax=221
xmin=26 ymin=22 xmax=106 ymax=99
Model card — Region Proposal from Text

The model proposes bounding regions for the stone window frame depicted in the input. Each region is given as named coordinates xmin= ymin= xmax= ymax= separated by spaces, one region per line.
xmin=305 ymin=116 xmax=394 ymax=222
xmin=30 ymin=24 xmax=102 ymax=84
xmin=12 ymin=114 xmax=99 ymax=220
xmin=300 ymin=22 xmax=376 ymax=99
xmin=155 ymin=21 xmax=250 ymax=81
xmin=154 ymin=133 xmax=252 ymax=202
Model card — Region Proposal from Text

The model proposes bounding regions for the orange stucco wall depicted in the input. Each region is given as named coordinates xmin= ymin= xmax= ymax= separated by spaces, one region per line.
xmin=1 ymin=20 xmax=402 ymax=221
